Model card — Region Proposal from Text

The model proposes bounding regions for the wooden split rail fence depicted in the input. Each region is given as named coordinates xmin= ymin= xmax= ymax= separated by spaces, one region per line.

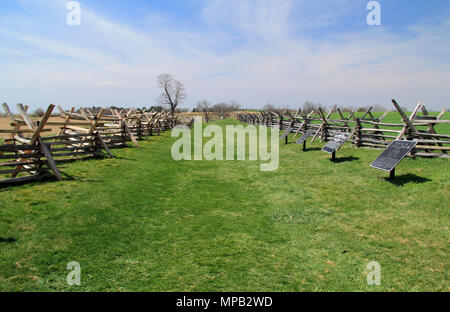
xmin=237 ymin=99 xmax=449 ymax=158
xmin=0 ymin=104 xmax=180 ymax=186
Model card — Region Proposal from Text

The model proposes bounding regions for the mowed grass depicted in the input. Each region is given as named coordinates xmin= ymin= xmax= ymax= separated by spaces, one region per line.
xmin=0 ymin=119 xmax=448 ymax=291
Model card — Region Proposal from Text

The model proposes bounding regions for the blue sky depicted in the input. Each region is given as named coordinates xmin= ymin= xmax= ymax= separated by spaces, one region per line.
xmin=1 ymin=0 xmax=449 ymax=111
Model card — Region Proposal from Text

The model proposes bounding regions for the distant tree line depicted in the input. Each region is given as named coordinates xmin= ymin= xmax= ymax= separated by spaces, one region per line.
xmin=193 ymin=100 xmax=242 ymax=122
xmin=25 ymin=100 xmax=391 ymax=118
xmin=33 ymin=108 xmax=45 ymax=117
xmin=260 ymin=101 xmax=389 ymax=114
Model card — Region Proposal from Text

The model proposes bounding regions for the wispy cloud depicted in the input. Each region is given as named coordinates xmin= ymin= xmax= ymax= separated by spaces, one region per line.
xmin=0 ymin=0 xmax=449 ymax=110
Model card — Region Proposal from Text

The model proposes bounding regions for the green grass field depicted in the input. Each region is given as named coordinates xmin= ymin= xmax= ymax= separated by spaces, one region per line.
xmin=329 ymin=111 xmax=450 ymax=134
xmin=0 ymin=119 xmax=448 ymax=291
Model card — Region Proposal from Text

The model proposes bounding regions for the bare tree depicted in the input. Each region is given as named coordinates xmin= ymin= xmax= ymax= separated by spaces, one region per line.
xmin=229 ymin=100 xmax=241 ymax=112
xmin=372 ymin=104 xmax=387 ymax=112
xmin=263 ymin=102 xmax=288 ymax=117
xmin=33 ymin=108 xmax=45 ymax=117
xmin=263 ymin=102 xmax=277 ymax=112
xmin=302 ymin=101 xmax=320 ymax=114
xmin=196 ymin=100 xmax=212 ymax=123
xmin=209 ymin=101 xmax=237 ymax=119
xmin=210 ymin=102 xmax=227 ymax=119
xmin=157 ymin=73 xmax=187 ymax=117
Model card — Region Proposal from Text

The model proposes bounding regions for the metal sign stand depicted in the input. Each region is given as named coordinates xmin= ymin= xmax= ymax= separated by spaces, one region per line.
xmin=389 ymin=168 xmax=396 ymax=180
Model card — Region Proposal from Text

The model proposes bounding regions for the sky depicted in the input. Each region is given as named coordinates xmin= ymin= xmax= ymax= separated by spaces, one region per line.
xmin=0 ymin=0 xmax=449 ymax=111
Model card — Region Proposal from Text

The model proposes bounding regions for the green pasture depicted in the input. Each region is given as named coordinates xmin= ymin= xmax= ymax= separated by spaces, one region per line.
xmin=0 ymin=118 xmax=448 ymax=291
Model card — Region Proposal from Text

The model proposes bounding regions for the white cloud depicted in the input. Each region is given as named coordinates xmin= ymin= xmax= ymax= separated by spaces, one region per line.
xmin=0 ymin=0 xmax=449 ymax=111
xmin=202 ymin=0 xmax=294 ymax=40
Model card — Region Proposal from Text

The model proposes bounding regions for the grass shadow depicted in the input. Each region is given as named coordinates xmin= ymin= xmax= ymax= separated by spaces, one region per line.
xmin=113 ymin=156 xmax=138 ymax=161
xmin=303 ymin=147 xmax=322 ymax=151
xmin=331 ymin=156 xmax=359 ymax=163
xmin=0 ymin=237 xmax=17 ymax=243
xmin=61 ymin=172 xmax=104 ymax=183
xmin=384 ymin=174 xmax=432 ymax=186
xmin=0 ymin=173 xmax=56 ymax=190
xmin=61 ymin=172 xmax=76 ymax=181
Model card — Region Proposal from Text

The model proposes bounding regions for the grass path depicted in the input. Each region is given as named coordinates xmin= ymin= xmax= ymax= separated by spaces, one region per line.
xmin=0 ymin=119 xmax=448 ymax=291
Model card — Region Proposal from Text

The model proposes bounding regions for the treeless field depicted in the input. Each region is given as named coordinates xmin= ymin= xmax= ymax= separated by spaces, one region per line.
xmin=0 ymin=117 xmax=67 ymax=139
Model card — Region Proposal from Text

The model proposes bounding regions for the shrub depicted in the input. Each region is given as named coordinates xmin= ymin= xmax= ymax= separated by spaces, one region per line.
xmin=33 ymin=108 xmax=45 ymax=117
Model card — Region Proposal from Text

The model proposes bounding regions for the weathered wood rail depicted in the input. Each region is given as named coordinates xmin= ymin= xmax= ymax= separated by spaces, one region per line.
xmin=236 ymin=100 xmax=449 ymax=158
xmin=0 ymin=104 xmax=181 ymax=186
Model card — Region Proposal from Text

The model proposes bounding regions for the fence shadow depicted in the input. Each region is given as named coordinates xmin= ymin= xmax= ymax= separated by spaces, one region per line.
xmin=384 ymin=174 xmax=432 ymax=186
xmin=0 ymin=173 xmax=55 ymax=190
xmin=0 ymin=237 xmax=17 ymax=244
xmin=61 ymin=172 xmax=104 ymax=183
xmin=113 ymin=156 xmax=138 ymax=161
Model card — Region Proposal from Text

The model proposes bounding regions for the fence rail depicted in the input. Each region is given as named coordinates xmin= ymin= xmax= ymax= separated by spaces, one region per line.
xmin=0 ymin=104 xmax=191 ymax=186
xmin=236 ymin=100 xmax=449 ymax=158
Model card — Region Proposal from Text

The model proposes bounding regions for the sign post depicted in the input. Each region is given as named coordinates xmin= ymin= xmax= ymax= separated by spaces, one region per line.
xmin=295 ymin=130 xmax=316 ymax=151
xmin=280 ymin=127 xmax=294 ymax=145
xmin=390 ymin=168 xmax=395 ymax=180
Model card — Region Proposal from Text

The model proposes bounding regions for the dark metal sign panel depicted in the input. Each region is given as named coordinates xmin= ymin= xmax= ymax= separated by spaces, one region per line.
xmin=321 ymin=132 xmax=350 ymax=154
xmin=370 ymin=140 xmax=418 ymax=172
xmin=295 ymin=130 xmax=316 ymax=145
xmin=280 ymin=127 xmax=294 ymax=140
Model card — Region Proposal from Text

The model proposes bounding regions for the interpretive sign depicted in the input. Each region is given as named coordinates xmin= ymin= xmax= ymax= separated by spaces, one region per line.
xmin=321 ymin=132 xmax=350 ymax=154
xmin=280 ymin=127 xmax=294 ymax=141
xmin=295 ymin=130 xmax=316 ymax=145
xmin=370 ymin=140 xmax=418 ymax=172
